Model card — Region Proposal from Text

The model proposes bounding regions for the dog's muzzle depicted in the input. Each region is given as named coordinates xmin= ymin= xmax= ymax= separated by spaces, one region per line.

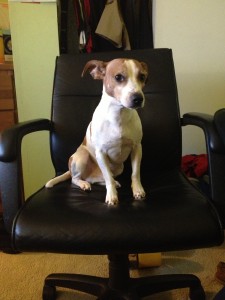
xmin=130 ymin=93 xmax=144 ymax=108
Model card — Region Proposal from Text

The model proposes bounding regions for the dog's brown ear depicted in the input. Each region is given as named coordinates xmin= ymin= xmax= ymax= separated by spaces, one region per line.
xmin=81 ymin=60 xmax=108 ymax=80
xmin=140 ymin=62 xmax=149 ymax=83
xmin=140 ymin=62 xmax=148 ymax=74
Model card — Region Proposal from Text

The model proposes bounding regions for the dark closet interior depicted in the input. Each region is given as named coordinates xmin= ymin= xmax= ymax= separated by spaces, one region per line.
xmin=59 ymin=0 xmax=153 ymax=54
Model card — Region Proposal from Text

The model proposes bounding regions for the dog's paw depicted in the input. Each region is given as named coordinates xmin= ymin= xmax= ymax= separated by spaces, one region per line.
xmin=72 ymin=178 xmax=91 ymax=191
xmin=133 ymin=190 xmax=146 ymax=200
xmin=80 ymin=181 xmax=91 ymax=191
xmin=105 ymin=190 xmax=119 ymax=205
xmin=105 ymin=187 xmax=119 ymax=205
xmin=132 ymin=182 xmax=146 ymax=200
xmin=132 ymin=180 xmax=146 ymax=200
xmin=105 ymin=196 xmax=119 ymax=205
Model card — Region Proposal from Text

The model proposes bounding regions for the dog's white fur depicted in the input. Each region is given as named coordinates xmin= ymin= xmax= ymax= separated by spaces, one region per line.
xmin=46 ymin=58 xmax=148 ymax=205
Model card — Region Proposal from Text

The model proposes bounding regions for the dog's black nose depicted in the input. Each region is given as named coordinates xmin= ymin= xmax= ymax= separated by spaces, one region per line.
xmin=131 ymin=93 xmax=144 ymax=108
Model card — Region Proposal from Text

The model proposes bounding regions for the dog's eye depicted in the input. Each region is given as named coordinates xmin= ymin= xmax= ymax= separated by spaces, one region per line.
xmin=139 ymin=73 xmax=146 ymax=83
xmin=115 ymin=74 xmax=125 ymax=82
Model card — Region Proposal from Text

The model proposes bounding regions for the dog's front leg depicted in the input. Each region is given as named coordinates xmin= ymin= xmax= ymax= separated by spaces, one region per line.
xmin=131 ymin=143 xmax=146 ymax=200
xmin=95 ymin=150 xmax=118 ymax=205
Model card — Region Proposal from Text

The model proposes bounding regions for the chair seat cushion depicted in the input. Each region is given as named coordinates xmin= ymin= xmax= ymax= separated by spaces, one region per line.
xmin=12 ymin=169 xmax=223 ymax=254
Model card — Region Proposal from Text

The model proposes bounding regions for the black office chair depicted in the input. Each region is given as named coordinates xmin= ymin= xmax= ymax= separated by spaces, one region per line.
xmin=0 ymin=49 xmax=224 ymax=300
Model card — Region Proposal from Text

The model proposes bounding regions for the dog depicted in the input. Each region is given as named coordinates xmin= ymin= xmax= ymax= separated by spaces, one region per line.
xmin=45 ymin=58 xmax=148 ymax=205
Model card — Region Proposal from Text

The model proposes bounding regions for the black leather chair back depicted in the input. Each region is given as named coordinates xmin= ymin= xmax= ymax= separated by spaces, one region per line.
xmin=50 ymin=49 xmax=181 ymax=178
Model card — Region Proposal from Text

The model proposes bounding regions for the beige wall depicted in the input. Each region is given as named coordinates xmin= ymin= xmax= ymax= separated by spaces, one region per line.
xmin=154 ymin=0 xmax=225 ymax=154
xmin=9 ymin=2 xmax=59 ymax=197
xmin=8 ymin=1 xmax=225 ymax=197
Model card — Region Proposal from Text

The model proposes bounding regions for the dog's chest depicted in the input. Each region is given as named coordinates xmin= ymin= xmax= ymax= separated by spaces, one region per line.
xmin=91 ymin=107 xmax=142 ymax=162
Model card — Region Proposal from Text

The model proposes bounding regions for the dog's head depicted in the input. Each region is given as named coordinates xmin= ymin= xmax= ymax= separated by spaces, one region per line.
xmin=82 ymin=58 xmax=148 ymax=109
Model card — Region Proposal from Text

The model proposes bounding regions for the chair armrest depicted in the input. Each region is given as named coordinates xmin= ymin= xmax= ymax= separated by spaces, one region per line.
xmin=0 ymin=119 xmax=52 ymax=235
xmin=182 ymin=112 xmax=225 ymax=227
xmin=182 ymin=112 xmax=224 ymax=154
xmin=0 ymin=118 xmax=52 ymax=162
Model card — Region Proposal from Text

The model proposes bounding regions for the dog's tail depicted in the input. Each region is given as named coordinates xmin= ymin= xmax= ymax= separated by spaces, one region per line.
xmin=45 ymin=171 xmax=71 ymax=188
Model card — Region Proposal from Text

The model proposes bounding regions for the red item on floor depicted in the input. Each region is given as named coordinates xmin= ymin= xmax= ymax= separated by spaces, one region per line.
xmin=181 ymin=154 xmax=208 ymax=178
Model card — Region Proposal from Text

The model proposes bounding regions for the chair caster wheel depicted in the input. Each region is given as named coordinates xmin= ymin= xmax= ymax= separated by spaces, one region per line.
xmin=42 ymin=284 xmax=56 ymax=300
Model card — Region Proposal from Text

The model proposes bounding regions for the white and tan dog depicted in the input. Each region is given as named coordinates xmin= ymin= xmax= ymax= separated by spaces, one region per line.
xmin=46 ymin=58 xmax=148 ymax=205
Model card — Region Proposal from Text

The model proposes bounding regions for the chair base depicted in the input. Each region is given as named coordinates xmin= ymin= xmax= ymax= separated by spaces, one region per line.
xmin=42 ymin=254 xmax=205 ymax=300
xmin=0 ymin=216 xmax=20 ymax=254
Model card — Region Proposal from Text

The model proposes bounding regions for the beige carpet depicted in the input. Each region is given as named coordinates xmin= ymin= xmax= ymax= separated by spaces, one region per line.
xmin=0 ymin=242 xmax=225 ymax=300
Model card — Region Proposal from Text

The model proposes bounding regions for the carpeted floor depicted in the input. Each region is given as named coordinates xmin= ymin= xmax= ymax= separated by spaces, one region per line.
xmin=0 ymin=241 xmax=225 ymax=300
